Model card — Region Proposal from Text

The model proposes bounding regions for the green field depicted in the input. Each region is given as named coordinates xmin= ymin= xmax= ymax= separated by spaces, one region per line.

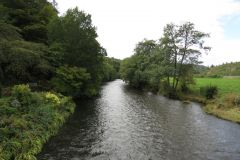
xmin=192 ymin=78 xmax=240 ymax=95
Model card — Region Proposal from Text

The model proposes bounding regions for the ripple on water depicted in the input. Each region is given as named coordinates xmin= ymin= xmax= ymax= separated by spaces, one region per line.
xmin=38 ymin=80 xmax=240 ymax=160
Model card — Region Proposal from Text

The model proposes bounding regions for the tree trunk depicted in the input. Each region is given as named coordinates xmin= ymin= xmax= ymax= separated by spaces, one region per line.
xmin=174 ymin=30 xmax=188 ymax=90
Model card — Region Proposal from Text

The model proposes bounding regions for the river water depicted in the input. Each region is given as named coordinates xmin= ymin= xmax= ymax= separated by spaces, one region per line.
xmin=38 ymin=80 xmax=240 ymax=160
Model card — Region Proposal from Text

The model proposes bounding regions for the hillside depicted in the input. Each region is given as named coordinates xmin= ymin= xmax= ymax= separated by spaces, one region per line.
xmin=206 ymin=62 xmax=240 ymax=77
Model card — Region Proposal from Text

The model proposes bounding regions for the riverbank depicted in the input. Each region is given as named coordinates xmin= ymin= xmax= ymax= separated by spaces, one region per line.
xmin=182 ymin=93 xmax=240 ymax=123
xmin=0 ymin=85 xmax=75 ymax=160
xmin=127 ymin=80 xmax=240 ymax=124
xmin=204 ymin=103 xmax=240 ymax=123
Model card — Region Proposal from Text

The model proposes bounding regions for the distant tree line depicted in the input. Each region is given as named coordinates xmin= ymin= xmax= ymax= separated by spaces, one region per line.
xmin=205 ymin=62 xmax=240 ymax=78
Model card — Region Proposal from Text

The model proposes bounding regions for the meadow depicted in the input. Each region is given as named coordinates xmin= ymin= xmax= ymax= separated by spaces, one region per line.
xmin=189 ymin=78 xmax=240 ymax=123
xmin=192 ymin=78 xmax=240 ymax=95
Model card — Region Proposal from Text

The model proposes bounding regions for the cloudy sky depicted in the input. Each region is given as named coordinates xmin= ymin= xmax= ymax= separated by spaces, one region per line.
xmin=53 ymin=0 xmax=240 ymax=65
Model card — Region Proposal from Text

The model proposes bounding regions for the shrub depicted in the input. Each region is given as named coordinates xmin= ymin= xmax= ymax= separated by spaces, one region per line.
xmin=11 ymin=84 xmax=31 ymax=101
xmin=11 ymin=85 xmax=33 ymax=112
xmin=44 ymin=92 xmax=60 ymax=106
xmin=0 ymin=89 xmax=76 ymax=159
xmin=200 ymin=85 xmax=218 ymax=99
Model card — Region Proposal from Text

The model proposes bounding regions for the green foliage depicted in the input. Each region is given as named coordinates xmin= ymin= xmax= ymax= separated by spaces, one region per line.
xmin=48 ymin=7 xmax=104 ymax=68
xmin=0 ymin=40 xmax=53 ymax=85
xmin=120 ymin=22 xmax=209 ymax=97
xmin=134 ymin=39 xmax=157 ymax=56
xmin=11 ymin=84 xmax=32 ymax=108
xmin=193 ymin=65 xmax=209 ymax=76
xmin=48 ymin=7 xmax=107 ymax=94
xmin=1 ymin=0 xmax=57 ymax=43
xmin=0 ymin=2 xmax=115 ymax=159
xmin=0 ymin=85 xmax=75 ymax=160
xmin=200 ymin=85 xmax=218 ymax=99
xmin=44 ymin=92 xmax=61 ymax=106
xmin=1 ymin=2 xmax=111 ymax=98
xmin=11 ymin=85 xmax=31 ymax=99
xmin=51 ymin=66 xmax=91 ymax=97
xmin=0 ymin=21 xmax=22 ymax=41
xmin=0 ymin=83 xmax=2 ymax=97
xmin=161 ymin=22 xmax=210 ymax=91
xmin=102 ymin=57 xmax=121 ymax=81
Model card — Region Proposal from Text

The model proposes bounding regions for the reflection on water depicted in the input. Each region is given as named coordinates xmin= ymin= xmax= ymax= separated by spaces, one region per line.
xmin=38 ymin=80 xmax=240 ymax=160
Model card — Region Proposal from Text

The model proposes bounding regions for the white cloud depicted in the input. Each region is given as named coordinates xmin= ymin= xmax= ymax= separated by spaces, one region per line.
xmin=52 ymin=0 xmax=240 ymax=65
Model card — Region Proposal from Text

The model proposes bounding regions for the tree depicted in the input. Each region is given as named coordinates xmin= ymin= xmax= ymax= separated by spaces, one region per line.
xmin=0 ymin=40 xmax=53 ymax=85
xmin=51 ymin=66 xmax=91 ymax=97
xmin=1 ymin=0 xmax=57 ymax=43
xmin=161 ymin=22 xmax=210 ymax=92
xmin=134 ymin=39 xmax=157 ymax=56
xmin=101 ymin=57 xmax=121 ymax=81
xmin=48 ymin=7 xmax=106 ymax=95
xmin=0 ymin=21 xmax=22 ymax=41
xmin=120 ymin=22 xmax=210 ymax=96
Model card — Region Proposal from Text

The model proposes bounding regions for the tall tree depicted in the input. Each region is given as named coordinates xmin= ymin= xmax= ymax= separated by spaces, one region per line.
xmin=134 ymin=39 xmax=157 ymax=56
xmin=48 ymin=7 xmax=106 ymax=95
xmin=161 ymin=22 xmax=210 ymax=91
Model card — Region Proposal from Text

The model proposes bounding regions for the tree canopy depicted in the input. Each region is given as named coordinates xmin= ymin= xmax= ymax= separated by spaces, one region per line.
xmin=0 ymin=2 xmax=119 ymax=97
xmin=120 ymin=22 xmax=210 ymax=97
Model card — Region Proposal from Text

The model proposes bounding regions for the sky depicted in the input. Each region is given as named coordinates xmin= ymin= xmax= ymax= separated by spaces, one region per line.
xmin=52 ymin=0 xmax=240 ymax=66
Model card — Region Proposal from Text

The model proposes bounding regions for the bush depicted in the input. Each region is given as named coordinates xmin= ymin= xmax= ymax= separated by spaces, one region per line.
xmin=0 ymin=88 xmax=75 ymax=159
xmin=11 ymin=85 xmax=31 ymax=100
xmin=11 ymin=85 xmax=33 ymax=111
xmin=44 ymin=92 xmax=60 ymax=106
xmin=200 ymin=85 xmax=218 ymax=99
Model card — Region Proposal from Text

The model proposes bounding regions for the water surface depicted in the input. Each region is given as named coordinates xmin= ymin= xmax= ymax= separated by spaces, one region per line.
xmin=38 ymin=80 xmax=240 ymax=160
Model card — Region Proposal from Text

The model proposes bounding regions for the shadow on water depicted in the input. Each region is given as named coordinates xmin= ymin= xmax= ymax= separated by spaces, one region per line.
xmin=38 ymin=80 xmax=240 ymax=160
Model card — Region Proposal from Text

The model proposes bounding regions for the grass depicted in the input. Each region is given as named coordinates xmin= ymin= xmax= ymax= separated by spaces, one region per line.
xmin=192 ymin=78 xmax=240 ymax=95
xmin=204 ymin=104 xmax=240 ymax=123
xmin=188 ymin=77 xmax=240 ymax=123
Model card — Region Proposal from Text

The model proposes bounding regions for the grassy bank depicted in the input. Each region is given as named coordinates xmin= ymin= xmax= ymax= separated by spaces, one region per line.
xmin=187 ymin=78 xmax=240 ymax=123
xmin=0 ymin=85 xmax=75 ymax=160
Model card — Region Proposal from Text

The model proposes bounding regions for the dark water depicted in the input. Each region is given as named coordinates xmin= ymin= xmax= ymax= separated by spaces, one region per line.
xmin=38 ymin=80 xmax=240 ymax=160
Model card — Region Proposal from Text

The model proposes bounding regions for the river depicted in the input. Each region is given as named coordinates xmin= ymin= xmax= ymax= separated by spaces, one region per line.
xmin=38 ymin=79 xmax=240 ymax=160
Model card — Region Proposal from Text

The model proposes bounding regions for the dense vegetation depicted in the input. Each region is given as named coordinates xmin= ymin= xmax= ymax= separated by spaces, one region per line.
xmin=120 ymin=22 xmax=210 ymax=97
xmin=0 ymin=0 xmax=120 ymax=159
xmin=0 ymin=85 xmax=75 ymax=160
xmin=0 ymin=0 xmax=120 ymax=96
